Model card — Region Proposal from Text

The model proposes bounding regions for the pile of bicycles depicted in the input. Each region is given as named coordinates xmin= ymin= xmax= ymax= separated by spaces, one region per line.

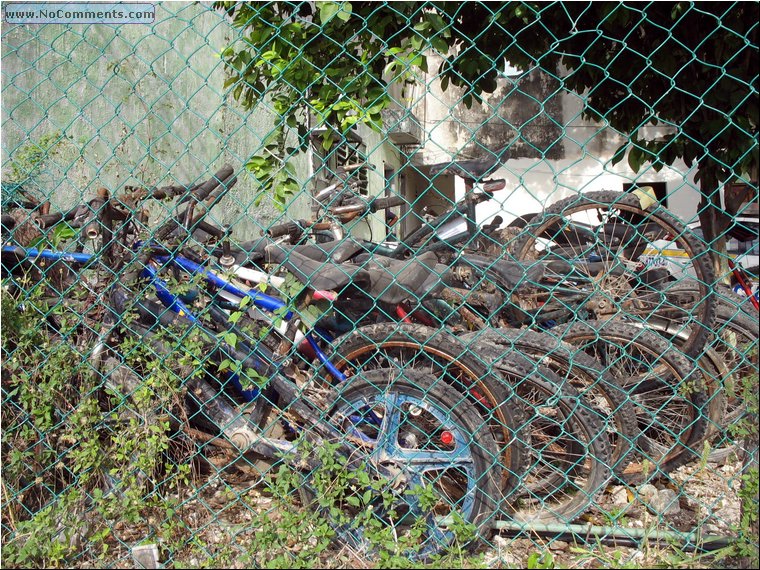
xmin=2 ymin=157 xmax=757 ymax=558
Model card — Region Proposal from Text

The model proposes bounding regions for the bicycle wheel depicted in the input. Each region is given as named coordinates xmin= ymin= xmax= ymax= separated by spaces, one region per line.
xmin=708 ymin=306 xmax=759 ymax=461
xmin=298 ymin=367 xmax=502 ymax=559
xmin=461 ymin=327 xmax=640 ymax=477
xmin=510 ymin=190 xmax=717 ymax=357
xmin=648 ymin=304 xmax=758 ymax=463
xmin=554 ymin=320 xmax=710 ymax=484
xmin=327 ymin=323 xmax=529 ymax=502
xmin=462 ymin=341 xmax=612 ymax=524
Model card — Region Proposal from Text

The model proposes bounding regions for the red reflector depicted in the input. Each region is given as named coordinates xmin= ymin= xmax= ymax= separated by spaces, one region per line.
xmin=440 ymin=431 xmax=454 ymax=445
xmin=313 ymin=290 xmax=337 ymax=301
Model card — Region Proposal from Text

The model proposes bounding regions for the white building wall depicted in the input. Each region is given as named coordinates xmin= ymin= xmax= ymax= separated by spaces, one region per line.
xmin=405 ymin=56 xmax=703 ymax=229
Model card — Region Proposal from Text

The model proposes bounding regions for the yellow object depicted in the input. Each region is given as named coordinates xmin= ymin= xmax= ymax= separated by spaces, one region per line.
xmin=642 ymin=247 xmax=691 ymax=258
xmin=632 ymin=186 xmax=657 ymax=210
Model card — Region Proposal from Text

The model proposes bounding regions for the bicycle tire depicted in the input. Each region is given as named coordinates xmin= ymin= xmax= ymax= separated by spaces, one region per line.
xmin=629 ymin=321 xmax=729 ymax=451
xmin=462 ymin=340 xmax=613 ymax=524
xmin=510 ymin=190 xmax=717 ymax=357
xmin=461 ymin=328 xmax=640 ymax=477
xmin=648 ymin=304 xmax=758 ymax=463
xmin=326 ymin=322 xmax=530 ymax=502
xmin=553 ymin=320 xmax=710 ymax=484
xmin=298 ymin=367 xmax=502 ymax=559
xmin=709 ymin=305 xmax=758 ymax=417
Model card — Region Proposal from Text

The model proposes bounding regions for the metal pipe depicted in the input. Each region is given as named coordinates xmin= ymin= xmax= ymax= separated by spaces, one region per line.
xmin=491 ymin=519 xmax=736 ymax=551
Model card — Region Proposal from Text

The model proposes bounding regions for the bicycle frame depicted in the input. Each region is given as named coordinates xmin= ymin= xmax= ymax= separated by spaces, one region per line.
xmin=2 ymin=242 xmax=378 ymax=466
xmin=383 ymin=181 xmax=507 ymax=259
xmin=1 ymin=171 xmax=509 ymax=551
xmin=302 ymin=178 xmax=507 ymax=260
xmin=148 ymin=252 xmax=345 ymax=377
xmin=729 ymin=258 xmax=759 ymax=310
xmin=2 ymin=244 xmax=345 ymax=380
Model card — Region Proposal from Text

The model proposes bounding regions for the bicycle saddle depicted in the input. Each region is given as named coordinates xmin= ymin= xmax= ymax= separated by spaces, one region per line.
xmin=352 ymin=251 xmax=447 ymax=305
xmin=457 ymin=253 xmax=546 ymax=291
xmin=257 ymin=240 xmax=372 ymax=293
xmin=428 ymin=144 xmax=511 ymax=182
xmin=286 ymin=238 xmax=366 ymax=264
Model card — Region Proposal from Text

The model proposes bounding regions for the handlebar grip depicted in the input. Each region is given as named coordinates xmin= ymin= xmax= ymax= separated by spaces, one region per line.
xmin=266 ymin=220 xmax=304 ymax=239
xmin=371 ymin=195 xmax=407 ymax=211
xmin=193 ymin=164 xmax=235 ymax=202
xmin=150 ymin=184 xmax=195 ymax=200
xmin=194 ymin=220 xmax=226 ymax=239
xmin=37 ymin=208 xmax=77 ymax=228
xmin=1 ymin=214 xmax=17 ymax=233
xmin=80 ymin=190 xmax=110 ymax=239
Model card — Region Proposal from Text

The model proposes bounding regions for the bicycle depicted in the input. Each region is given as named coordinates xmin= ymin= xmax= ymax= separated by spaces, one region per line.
xmin=263 ymin=150 xmax=717 ymax=358
xmin=1 ymin=165 xmax=544 ymax=557
xmin=643 ymin=303 xmax=758 ymax=464
xmin=254 ymin=166 xmax=724 ymax=491
xmin=546 ymin=320 xmax=712 ymax=484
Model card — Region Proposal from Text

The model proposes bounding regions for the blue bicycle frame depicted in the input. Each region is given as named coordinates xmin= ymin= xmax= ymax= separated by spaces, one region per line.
xmin=2 ymin=244 xmax=347 ymax=387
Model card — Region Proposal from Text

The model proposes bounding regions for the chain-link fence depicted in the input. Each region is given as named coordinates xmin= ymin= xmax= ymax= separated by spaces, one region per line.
xmin=2 ymin=2 xmax=758 ymax=568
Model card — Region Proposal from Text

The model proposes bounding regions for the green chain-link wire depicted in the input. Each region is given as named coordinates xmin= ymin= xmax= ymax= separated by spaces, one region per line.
xmin=2 ymin=2 xmax=758 ymax=567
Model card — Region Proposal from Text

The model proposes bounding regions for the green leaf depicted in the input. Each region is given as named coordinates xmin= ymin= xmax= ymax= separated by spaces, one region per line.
xmin=426 ymin=12 xmax=448 ymax=33
xmin=336 ymin=2 xmax=352 ymax=22
xmin=431 ymin=36 xmax=448 ymax=54
xmin=628 ymin=146 xmax=643 ymax=173
xmin=321 ymin=131 xmax=335 ymax=151
xmin=52 ymin=223 xmax=75 ymax=246
xmin=319 ymin=2 xmax=340 ymax=24
xmin=223 ymin=75 xmax=238 ymax=89
xmin=610 ymin=143 xmax=628 ymax=166
xmin=222 ymin=332 xmax=238 ymax=348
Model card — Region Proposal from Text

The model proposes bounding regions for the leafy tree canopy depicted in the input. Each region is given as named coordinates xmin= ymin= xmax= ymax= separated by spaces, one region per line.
xmin=215 ymin=1 xmax=757 ymax=221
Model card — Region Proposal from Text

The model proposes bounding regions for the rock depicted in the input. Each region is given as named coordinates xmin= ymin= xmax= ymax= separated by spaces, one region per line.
xmin=652 ymin=488 xmax=681 ymax=515
xmin=610 ymin=486 xmax=630 ymax=506
xmin=637 ymin=485 xmax=681 ymax=515
xmin=132 ymin=544 xmax=160 ymax=569
xmin=485 ymin=535 xmax=521 ymax=567
xmin=638 ymin=484 xmax=658 ymax=503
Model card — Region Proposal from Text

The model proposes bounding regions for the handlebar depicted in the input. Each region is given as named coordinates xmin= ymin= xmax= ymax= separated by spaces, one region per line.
xmin=79 ymin=187 xmax=110 ymax=240
xmin=189 ymin=164 xmax=235 ymax=203
xmin=154 ymin=164 xmax=236 ymax=242
xmin=264 ymin=194 xmax=408 ymax=242
xmin=267 ymin=220 xmax=306 ymax=239
xmin=114 ymin=169 xmax=234 ymax=206
xmin=328 ymin=194 xmax=407 ymax=217
xmin=370 ymin=195 xmax=406 ymax=211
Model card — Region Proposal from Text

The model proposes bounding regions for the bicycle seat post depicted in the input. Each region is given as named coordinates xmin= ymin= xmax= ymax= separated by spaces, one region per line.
xmin=464 ymin=178 xmax=478 ymax=241
xmin=218 ymin=225 xmax=235 ymax=270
